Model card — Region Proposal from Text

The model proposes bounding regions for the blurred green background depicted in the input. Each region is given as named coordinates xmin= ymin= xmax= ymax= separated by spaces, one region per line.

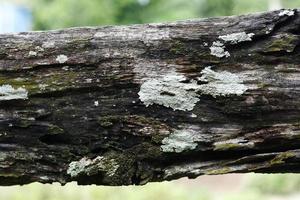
xmin=1 ymin=0 xmax=300 ymax=200
xmin=13 ymin=0 xmax=300 ymax=30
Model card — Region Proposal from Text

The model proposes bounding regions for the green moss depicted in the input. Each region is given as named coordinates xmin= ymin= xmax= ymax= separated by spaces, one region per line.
xmin=0 ymin=70 xmax=79 ymax=96
xmin=16 ymin=119 xmax=35 ymax=128
xmin=205 ymin=167 xmax=232 ymax=175
xmin=47 ymin=124 xmax=64 ymax=134
xmin=170 ymin=40 xmax=186 ymax=55
xmin=270 ymin=151 xmax=295 ymax=165
xmin=264 ymin=34 xmax=298 ymax=53
xmin=97 ymin=116 xmax=118 ymax=127
xmin=257 ymin=82 xmax=269 ymax=89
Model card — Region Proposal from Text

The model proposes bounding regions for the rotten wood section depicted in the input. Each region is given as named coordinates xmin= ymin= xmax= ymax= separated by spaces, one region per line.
xmin=0 ymin=9 xmax=300 ymax=186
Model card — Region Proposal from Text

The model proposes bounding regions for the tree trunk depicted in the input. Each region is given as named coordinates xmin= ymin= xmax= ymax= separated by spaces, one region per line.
xmin=0 ymin=9 xmax=299 ymax=186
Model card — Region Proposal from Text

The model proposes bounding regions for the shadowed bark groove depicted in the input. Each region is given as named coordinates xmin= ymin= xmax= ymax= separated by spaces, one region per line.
xmin=0 ymin=9 xmax=300 ymax=186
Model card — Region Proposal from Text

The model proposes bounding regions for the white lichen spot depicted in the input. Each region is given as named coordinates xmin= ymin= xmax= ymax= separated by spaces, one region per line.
xmin=138 ymin=67 xmax=248 ymax=111
xmin=35 ymin=46 xmax=44 ymax=52
xmin=197 ymin=66 xmax=248 ymax=97
xmin=0 ymin=84 xmax=28 ymax=100
xmin=94 ymin=100 xmax=99 ymax=106
xmin=209 ymin=41 xmax=230 ymax=58
xmin=56 ymin=55 xmax=68 ymax=64
xmin=67 ymin=156 xmax=119 ymax=178
xmin=86 ymin=79 xmax=92 ymax=83
xmin=219 ymin=32 xmax=255 ymax=44
xmin=161 ymin=128 xmax=201 ymax=153
xmin=62 ymin=66 xmax=69 ymax=71
xmin=28 ymin=51 xmax=37 ymax=57
xmin=67 ymin=157 xmax=92 ymax=177
xmin=138 ymin=72 xmax=201 ymax=111
xmin=38 ymin=84 xmax=48 ymax=91
xmin=191 ymin=113 xmax=197 ymax=118
xmin=42 ymin=41 xmax=55 ymax=48
xmin=279 ymin=9 xmax=295 ymax=17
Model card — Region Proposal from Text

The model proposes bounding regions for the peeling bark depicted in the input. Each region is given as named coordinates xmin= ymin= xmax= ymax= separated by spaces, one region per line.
xmin=0 ymin=9 xmax=300 ymax=186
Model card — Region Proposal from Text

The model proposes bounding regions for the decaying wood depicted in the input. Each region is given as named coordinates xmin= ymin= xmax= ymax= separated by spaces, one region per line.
xmin=0 ymin=9 xmax=300 ymax=186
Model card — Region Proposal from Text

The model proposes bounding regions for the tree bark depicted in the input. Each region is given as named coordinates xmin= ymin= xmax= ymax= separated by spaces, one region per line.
xmin=0 ymin=9 xmax=299 ymax=186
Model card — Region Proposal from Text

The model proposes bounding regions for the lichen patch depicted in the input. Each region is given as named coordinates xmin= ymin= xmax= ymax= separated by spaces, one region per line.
xmin=67 ymin=156 xmax=119 ymax=178
xmin=28 ymin=51 xmax=37 ymax=57
xmin=209 ymin=41 xmax=230 ymax=58
xmin=138 ymin=67 xmax=248 ymax=111
xmin=219 ymin=32 xmax=255 ymax=44
xmin=279 ymin=9 xmax=295 ymax=17
xmin=42 ymin=41 xmax=55 ymax=48
xmin=0 ymin=84 xmax=28 ymax=100
xmin=210 ymin=32 xmax=254 ymax=58
xmin=198 ymin=66 xmax=248 ymax=97
xmin=161 ymin=127 xmax=201 ymax=153
xmin=138 ymin=72 xmax=201 ymax=111
xmin=56 ymin=55 xmax=68 ymax=64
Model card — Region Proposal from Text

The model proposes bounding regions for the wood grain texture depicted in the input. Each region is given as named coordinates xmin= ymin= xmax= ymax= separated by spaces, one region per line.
xmin=0 ymin=9 xmax=300 ymax=186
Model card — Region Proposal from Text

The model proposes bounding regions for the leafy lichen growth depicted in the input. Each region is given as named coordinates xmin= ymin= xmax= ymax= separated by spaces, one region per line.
xmin=0 ymin=84 xmax=28 ymax=100
xmin=219 ymin=32 xmax=254 ymax=44
xmin=56 ymin=55 xmax=68 ymax=64
xmin=138 ymin=67 xmax=248 ymax=111
xmin=138 ymin=72 xmax=201 ymax=111
xmin=67 ymin=156 xmax=119 ymax=178
xmin=279 ymin=9 xmax=295 ymax=17
xmin=209 ymin=41 xmax=230 ymax=58
xmin=161 ymin=127 xmax=202 ymax=153
xmin=210 ymin=32 xmax=254 ymax=58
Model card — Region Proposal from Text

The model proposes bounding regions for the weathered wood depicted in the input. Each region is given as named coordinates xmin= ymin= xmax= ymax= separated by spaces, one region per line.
xmin=0 ymin=9 xmax=300 ymax=186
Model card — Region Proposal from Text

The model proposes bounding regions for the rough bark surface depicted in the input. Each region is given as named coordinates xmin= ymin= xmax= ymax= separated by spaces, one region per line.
xmin=0 ymin=9 xmax=300 ymax=186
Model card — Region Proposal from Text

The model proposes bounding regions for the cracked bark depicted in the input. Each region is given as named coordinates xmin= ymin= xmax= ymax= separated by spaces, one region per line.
xmin=0 ymin=9 xmax=300 ymax=186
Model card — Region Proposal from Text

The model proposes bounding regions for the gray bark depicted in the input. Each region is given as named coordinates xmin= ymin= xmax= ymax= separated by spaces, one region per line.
xmin=0 ymin=9 xmax=299 ymax=186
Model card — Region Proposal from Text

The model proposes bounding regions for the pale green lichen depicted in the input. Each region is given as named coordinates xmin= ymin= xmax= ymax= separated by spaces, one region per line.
xmin=28 ymin=51 xmax=37 ymax=57
xmin=56 ymin=55 xmax=68 ymax=64
xmin=0 ymin=84 xmax=28 ymax=100
xmin=67 ymin=156 xmax=119 ymax=178
xmin=198 ymin=66 xmax=248 ymax=97
xmin=279 ymin=9 xmax=295 ymax=16
xmin=209 ymin=41 xmax=230 ymax=58
xmin=161 ymin=127 xmax=202 ymax=153
xmin=219 ymin=32 xmax=255 ymax=44
xmin=138 ymin=67 xmax=248 ymax=111
xmin=210 ymin=32 xmax=254 ymax=58
xmin=138 ymin=72 xmax=201 ymax=111
xmin=42 ymin=41 xmax=55 ymax=48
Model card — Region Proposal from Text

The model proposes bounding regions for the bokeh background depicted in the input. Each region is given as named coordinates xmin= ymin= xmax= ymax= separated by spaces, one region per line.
xmin=1 ymin=0 xmax=300 ymax=200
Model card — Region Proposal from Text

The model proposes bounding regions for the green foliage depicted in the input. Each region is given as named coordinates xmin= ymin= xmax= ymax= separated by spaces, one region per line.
xmin=30 ymin=0 xmax=116 ymax=29
xmin=0 ymin=182 xmax=212 ymax=200
xmin=29 ymin=0 xmax=300 ymax=30
xmin=247 ymin=174 xmax=300 ymax=194
xmin=3 ymin=174 xmax=300 ymax=200
xmin=198 ymin=0 xmax=234 ymax=17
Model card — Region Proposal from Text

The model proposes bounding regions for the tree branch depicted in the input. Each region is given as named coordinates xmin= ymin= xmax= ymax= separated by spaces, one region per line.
xmin=0 ymin=9 xmax=300 ymax=186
